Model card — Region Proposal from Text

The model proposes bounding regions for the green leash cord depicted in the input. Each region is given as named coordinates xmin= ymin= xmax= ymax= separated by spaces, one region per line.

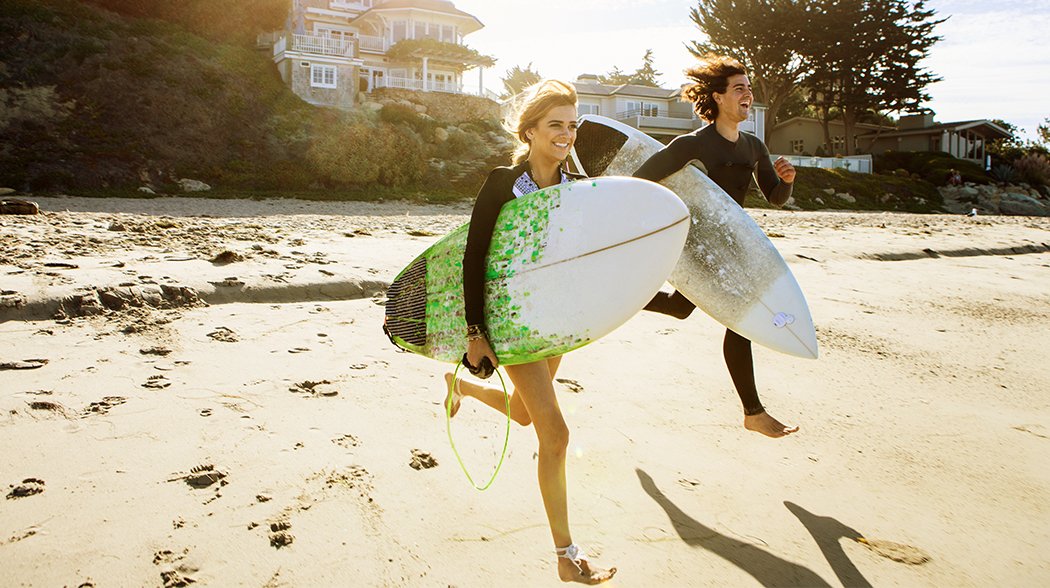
xmin=447 ymin=363 xmax=511 ymax=491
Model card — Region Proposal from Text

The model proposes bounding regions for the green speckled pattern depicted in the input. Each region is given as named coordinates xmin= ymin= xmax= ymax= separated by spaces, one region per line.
xmin=388 ymin=184 xmax=589 ymax=365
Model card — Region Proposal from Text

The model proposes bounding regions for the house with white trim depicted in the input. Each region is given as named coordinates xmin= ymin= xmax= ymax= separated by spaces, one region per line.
xmin=267 ymin=0 xmax=495 ymax=109
xmin=571 ymin=74 xmax=767 ymax=143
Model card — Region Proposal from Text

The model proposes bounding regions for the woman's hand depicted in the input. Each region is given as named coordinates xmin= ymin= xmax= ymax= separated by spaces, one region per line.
xmin=466 ymin=335 xmax=499 ymax=374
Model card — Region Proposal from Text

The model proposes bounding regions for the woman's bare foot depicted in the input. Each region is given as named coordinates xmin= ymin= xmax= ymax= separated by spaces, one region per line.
xmin=443 ymin=373 xmax=462 ymax=418
xmin=556 ymin=546 xmax=617 ymax=584
xmin=744 ymin=411 xmax=799 ymax=438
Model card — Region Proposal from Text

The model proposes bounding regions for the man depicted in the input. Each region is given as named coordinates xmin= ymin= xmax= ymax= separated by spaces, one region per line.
xmin=634 ymin=54 xmax=799 ymax=438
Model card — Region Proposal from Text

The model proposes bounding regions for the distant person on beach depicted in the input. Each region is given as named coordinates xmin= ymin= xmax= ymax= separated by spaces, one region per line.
xmin=634 ymin=54 xmax=800 ymax=439
xmin=443 ymin=79 xmax=616 ymax=584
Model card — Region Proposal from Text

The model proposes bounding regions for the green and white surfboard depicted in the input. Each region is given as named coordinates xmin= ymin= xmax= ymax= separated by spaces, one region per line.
xmin=385 ymin=176 xmax=689 ymax=365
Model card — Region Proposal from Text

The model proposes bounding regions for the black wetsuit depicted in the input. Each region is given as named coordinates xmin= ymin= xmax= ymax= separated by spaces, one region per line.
xmin=463 ymin=160 xmax=583 ymax=333
xmin=634 ymin=124 xmax=793 ymax=416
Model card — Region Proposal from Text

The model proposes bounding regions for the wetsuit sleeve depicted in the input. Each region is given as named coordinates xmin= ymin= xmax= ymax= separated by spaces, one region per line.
xmin=463 ymin=169 xmax=509 ymax=332
xmin=633 ymin=135 xmax=697 ymax=182
xmin=755 ymin=139 xmax=793 ymax=207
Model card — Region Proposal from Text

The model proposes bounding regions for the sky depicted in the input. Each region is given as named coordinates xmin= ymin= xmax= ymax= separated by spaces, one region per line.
xmin=453 ymin=0 xmax=1050 ymax=142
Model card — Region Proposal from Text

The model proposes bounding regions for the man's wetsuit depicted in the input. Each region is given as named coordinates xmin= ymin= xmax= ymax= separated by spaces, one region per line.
xmin=463 ymin=160 xmax=583 ymax=333
xmin=633 ymin=124 xmax=793 ymax=416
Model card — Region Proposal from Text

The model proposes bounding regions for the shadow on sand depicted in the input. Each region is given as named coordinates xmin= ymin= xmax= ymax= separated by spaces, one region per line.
xmin=636 ymin=469 xmax=831 ymax=587
xmin=784 ymin=501 xmax=873 ymax=588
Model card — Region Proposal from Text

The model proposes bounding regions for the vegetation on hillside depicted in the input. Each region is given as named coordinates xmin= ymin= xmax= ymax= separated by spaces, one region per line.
xmin=0 ymin=0 xmax=510 ymax=196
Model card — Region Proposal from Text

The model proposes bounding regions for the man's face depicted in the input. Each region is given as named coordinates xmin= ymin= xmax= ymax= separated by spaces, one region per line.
xmin=716 ymin=74 xmax=753 ymax=124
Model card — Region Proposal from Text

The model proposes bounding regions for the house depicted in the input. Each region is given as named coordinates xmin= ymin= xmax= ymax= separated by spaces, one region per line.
xmin=268 ymin=0 xmax=495 ymax=109
xmin=571 ymin=74 xmax=767 ymax=143
xmin=857 ymin=114 xmax=1013 ymax=169
xmin=768 ymin=116 xmax=895 ymax=157
xmin=770 ymin=113 xmax=1013 ymax=169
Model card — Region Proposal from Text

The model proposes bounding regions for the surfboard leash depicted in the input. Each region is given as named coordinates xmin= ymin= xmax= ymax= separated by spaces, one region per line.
xmin=447 ymin=363 xmax=511 ymax=491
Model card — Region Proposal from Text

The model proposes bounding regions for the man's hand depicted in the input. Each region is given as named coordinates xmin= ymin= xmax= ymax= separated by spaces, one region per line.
xmin=774 ymin=157 xmax=796 ymax=184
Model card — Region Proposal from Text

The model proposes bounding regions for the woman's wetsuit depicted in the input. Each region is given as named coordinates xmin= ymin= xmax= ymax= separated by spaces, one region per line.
xmin=463 ymin=160 xmax=583 ymax=334
xmin=633 ymin=124 xmax=793 ymax=416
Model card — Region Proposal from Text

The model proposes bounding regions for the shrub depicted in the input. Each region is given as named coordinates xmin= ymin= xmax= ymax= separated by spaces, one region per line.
xmin=990 ymin=163 xmax=1017 ymax=184
xmin=1013 ymin=154 xmax=1050 ymax=187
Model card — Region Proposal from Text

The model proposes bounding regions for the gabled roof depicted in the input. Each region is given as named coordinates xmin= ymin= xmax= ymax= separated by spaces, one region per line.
xmin=773 ymin=116 xmax=895 ymax=133
xmin=856 ymin=119 xmax=1013 ymax=140
xmin=353 ymin=1 xmax=483 ymax=35
xmin=574 ymin=81 xmax=678 ymax=100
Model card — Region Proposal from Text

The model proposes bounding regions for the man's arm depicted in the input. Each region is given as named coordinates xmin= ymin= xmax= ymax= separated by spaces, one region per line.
xmin=633 ymin=136 xmax=698 ymax=182
xmin=754 ymin=138 xmax=795 ymax=207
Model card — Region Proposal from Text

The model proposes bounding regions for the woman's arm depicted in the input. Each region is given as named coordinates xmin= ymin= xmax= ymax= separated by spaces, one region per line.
xmin=462 ymin=169 xmax=510 ymax=371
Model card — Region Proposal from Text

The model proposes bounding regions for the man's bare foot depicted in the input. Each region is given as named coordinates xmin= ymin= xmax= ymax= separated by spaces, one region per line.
xmin=443 ymin=373 xmax=462 ymax=418
xmin=557 ymin=556 xmax=616 ymax=584
xmin=744 ymin=411 xmax=799 ymax=438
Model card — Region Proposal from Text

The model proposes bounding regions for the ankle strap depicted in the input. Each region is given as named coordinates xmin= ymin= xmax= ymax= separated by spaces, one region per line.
xmin=555 ymin=543 xmax=584 ymax=572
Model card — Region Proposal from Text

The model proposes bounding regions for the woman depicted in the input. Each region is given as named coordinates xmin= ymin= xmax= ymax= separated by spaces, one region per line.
xmin=635 ymin=55 xmax=800 ymax=438
xmin=443 ymin=79 xmax=617 ymax=585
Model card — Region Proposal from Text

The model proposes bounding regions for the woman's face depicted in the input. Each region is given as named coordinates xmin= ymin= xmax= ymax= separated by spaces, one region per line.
xmin=526 ymin=104 xmax=578 ymax=163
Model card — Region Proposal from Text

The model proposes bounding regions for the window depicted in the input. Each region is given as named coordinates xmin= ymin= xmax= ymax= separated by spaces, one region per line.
xmin=441 ymin=25 xmax=456 ymax=43
xmin=578 ymin=103 xmax=600 ymax=116
xmin=831 ymin=136 xmax=845 ymax=153
xmin=414 ymin=22 xmax=427 ymax=40
xmin=640 ymin=102 xmax=659 ymax=117
xmin=391 ymin=20 xmax=407 ymax=42
xmin=311 ymin=64 xmax=337 ymax=88
xmin=791 ymin=139 xmax=804 ymax=154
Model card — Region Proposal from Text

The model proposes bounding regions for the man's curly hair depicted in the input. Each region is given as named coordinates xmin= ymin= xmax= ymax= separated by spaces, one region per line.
xmin=681 ymin=54 xmax=747 ymax=122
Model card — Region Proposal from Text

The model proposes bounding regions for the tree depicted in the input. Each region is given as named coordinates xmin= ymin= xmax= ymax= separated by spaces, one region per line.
xmin=596 ymin=50 xmax=663 ymax=87
xmin=598 ymin=66 xmax=633 ymax=86
xmin=1038 ymin=118 xmax=1050 ymax=146
xmin=803 ymin=0 xmax=944 ymax=155
xmin=687 ymin=0 xmax=814 ymax=138
xmin=500 ymin=63 xmax=541 ymax=98
xmin=632 ymin=49 xmax=662 ymax=87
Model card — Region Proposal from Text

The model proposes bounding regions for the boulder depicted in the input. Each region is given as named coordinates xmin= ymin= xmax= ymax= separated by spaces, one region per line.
xmin=836 ymin=192 xmax=856 ymax=203
xmin=0 ymin=198 xmax=39 ymax=215
xmin=177 ymin=178 xmax=211 ymax=193
xmin=362 ymin=101 xmax=383 ymax=111
xmin=1000 ymin=192 xmax=1050 ymax=216
xmin=413 ymin=104 xmax=427 ymax=114
xmin=433 ymin=127 xmax=449 ymax=143
xmin=138 ymin=186 xmax=156 ymax=195
xmin=822 ymin=187 xmax=835 ymax=195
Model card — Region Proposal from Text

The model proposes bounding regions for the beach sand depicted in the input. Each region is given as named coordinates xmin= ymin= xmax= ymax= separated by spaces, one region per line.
xmin=2 ymin=196 xmax=1049 ymax=587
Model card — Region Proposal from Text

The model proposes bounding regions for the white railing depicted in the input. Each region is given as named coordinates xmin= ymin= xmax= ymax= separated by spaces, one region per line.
xmin=381 ymin=76 xmax=425 ymax=91
xmin=359 ymin=35 xmax=388 ymax=52
xmin=330 ymin=1 xmax=372 ymax=12
xmin=615 ymin=109 xmax=701 ymax=132
xmin=278 ymin=34 xmax=355 ymax=57
xmin=774 ymin=154 xmax=873 ymax=174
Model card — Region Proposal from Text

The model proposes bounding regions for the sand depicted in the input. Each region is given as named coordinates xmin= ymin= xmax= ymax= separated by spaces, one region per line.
xmin=1 ymin=196 xmax=1049 ymax=587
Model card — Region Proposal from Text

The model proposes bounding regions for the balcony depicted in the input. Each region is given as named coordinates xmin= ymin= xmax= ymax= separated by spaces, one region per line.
xmin=274 ymin=34 xmax=355 ymax=58
xmin=329 ymin=1 xmax=372 ymax=11
xmin=359 ymin=35 xmax=389 ymax=53
xmin=614 ymin=109 xmax=702 ymax=133
xmin=368 ymin=76 xmax=495 ymax=98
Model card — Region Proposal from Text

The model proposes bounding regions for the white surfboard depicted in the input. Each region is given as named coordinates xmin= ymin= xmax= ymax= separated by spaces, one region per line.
xmin=385 ymin=176 xmax=690 ymax=364
xmin=570 ymin=115 xmax=818 ymax=359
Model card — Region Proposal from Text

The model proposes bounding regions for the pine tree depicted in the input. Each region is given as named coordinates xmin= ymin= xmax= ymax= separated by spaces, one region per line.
xmin=500 ymin=63 xmax=542 ymax=98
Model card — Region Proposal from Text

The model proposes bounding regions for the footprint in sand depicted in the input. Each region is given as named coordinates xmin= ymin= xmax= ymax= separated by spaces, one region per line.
xmin=0 ymin=358 xmax=49 ymax=370
xmin=267 ymin=517 xmax=294 ymax=548
xmin=409 ymin=450 xmax=438 ymax=470
xmin=207 ymin=327 xmax=239 ymax=343
xmin=857 ymin=537 xmax=930 ymax=565
xmin=82 ymin=396 xmax=127 ymax=417
xmin=555 ymin=378 xmax=585 ymax=393
xmin=152 ymin=548 xmax=198 ymax=588
xmin=139 ymin=346 xmax=172 ymax=356
xmin=143 ymin=375 xmax=171 ymax=389
xmin=332 ymin=434 xmax=360 ymax=448
xmin=168 ymin=464 xmax=228 ymax=490
xmin=6 ymin=478 xmax=45 ymax=499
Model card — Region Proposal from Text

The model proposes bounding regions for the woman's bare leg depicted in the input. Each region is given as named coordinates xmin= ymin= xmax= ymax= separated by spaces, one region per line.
xmin=504 ymin=360 xmax=615 ymax=584
xmin=443 ymin=357 xmax=562 ymax=426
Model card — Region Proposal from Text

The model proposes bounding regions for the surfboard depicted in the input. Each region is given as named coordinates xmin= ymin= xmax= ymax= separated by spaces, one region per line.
xmin=384 ymin=176 xmax=690 ymax=365
xmin=570 ymin=115 xmax=818 ymax=359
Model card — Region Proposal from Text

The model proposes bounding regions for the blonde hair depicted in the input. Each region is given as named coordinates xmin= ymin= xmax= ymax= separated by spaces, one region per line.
xmin=504 ymin=79 xmax=577 ymax=164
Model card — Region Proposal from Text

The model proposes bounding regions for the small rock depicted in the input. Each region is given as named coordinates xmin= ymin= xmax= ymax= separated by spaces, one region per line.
xmin=138 ymin=186 xmax=156 ymax=195
xmin=178 ymin=178 xmax=211 ymax=192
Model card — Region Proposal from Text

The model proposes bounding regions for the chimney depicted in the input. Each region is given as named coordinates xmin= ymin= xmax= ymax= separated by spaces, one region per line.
xmin=899 ymin=113 xmax=935 ymax=130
